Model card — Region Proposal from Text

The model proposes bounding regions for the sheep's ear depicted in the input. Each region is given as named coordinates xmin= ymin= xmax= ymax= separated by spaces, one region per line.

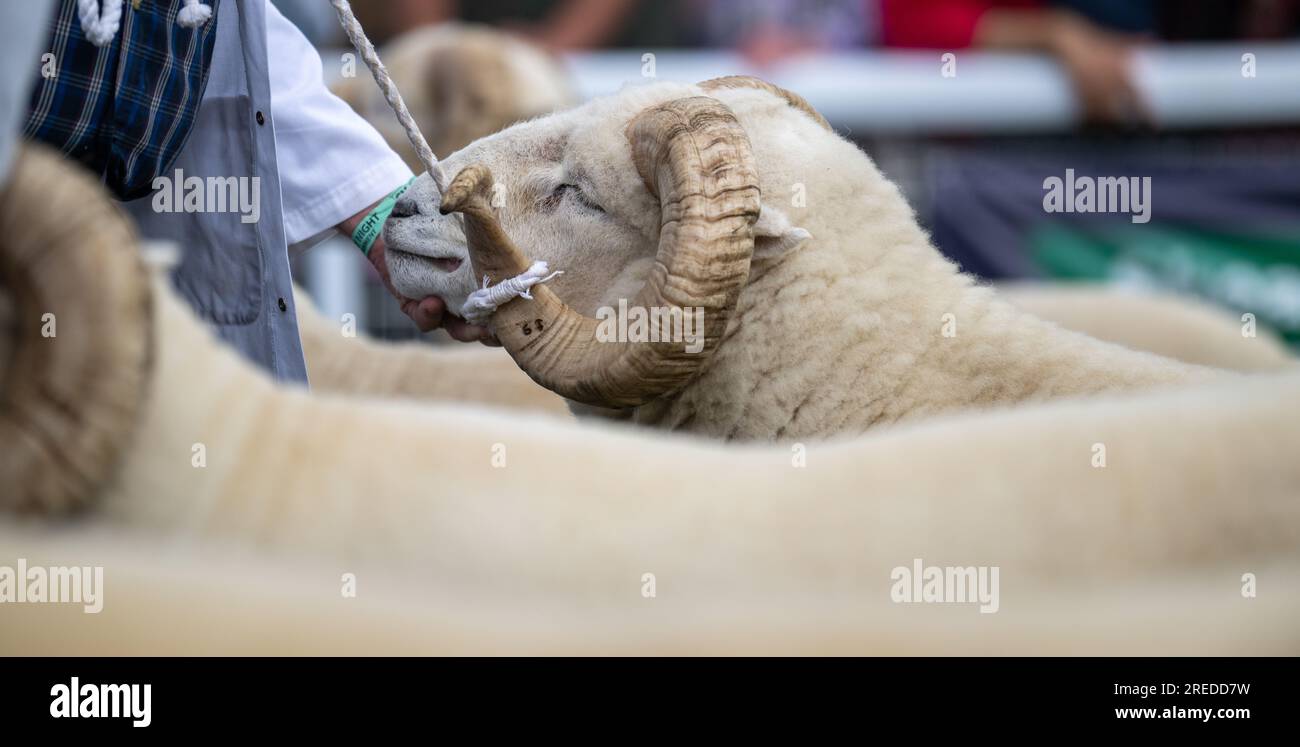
xmin=753 ymin=203 xmax=811 ymax=258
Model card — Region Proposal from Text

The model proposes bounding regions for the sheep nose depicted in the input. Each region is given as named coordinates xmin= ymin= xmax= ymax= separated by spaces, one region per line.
xmin=390 ymin=195 xmax=420 ymax=219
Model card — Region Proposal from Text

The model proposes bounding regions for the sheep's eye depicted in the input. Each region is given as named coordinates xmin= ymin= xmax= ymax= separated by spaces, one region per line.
xmin=555 ymin=183 xmax=605 ymax=214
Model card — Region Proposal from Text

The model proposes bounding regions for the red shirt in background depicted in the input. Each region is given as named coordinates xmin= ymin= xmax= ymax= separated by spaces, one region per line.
xmin=881 ymin=0 xmax=1043 ymax=49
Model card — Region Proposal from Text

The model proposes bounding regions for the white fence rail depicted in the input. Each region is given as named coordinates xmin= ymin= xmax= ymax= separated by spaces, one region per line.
xmin=563 ymin=44 xmax=1300 ymax=134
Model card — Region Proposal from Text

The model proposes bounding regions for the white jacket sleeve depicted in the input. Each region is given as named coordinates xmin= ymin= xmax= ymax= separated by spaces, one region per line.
xmin=265 ymin=1 xmax=413 ymax=248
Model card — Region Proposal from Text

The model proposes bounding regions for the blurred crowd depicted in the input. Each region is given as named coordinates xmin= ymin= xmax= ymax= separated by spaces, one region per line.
xmin=278 ymin=0 xmax=1300 ymax=124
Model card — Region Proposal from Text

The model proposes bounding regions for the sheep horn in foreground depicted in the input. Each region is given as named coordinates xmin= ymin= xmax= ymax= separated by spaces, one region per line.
xmin=440 ymin=96 xmax=761 ymax=408
xmin=0 ymin=146 xmax=153 ymax=513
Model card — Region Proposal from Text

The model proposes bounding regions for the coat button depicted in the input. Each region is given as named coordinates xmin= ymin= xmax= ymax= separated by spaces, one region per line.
xmin=277 ymin=297 xmax=287 ymax=312
xmin=256 ymin=111 xmax=265 ymax=125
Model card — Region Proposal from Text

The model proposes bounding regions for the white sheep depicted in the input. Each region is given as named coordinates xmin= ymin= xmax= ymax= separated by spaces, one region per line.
xmin=3 ymin=145 xmax=1299 ymax=654
xmin=997 ymin=283 xmax=1294 ymax=372
xmin=384 ymin=77 xmax=1290 ymax=441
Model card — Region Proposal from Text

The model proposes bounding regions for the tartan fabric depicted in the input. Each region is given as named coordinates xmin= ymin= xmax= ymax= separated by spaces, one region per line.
xmin=24 ymin=0 xmax=221 ymax=199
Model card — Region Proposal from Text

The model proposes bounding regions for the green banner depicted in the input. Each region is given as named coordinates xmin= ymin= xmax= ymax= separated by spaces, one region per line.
xmin=1032 ymin=224 xmax=1300 ymax=346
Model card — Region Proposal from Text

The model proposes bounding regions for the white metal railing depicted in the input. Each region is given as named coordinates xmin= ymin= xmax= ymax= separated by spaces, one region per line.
xmin=562 ymin=43 xmax=1300 ymax=134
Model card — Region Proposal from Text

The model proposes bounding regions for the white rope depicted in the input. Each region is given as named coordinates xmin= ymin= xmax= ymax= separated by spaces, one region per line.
xmin=176 ymin=0 xmax=213 ymax=29
xmin=76 ymin=0 xmax=123 ymax=47
xmin=460 ymin=262 xmax=563 ymax=326
xmin=77 ymin=0 xmax=211 ymax=47
xmin=329 ymin=0 xmax=446 ymax=191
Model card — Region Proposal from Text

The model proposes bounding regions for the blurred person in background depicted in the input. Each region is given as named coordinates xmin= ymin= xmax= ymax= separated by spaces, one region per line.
xmin=1159 ymin=0 xmax=1300 ymax=40
xmin=343 ymin=0 xmax=881 ymax=63
xmin=881 ymin=0 xmax=1154 ymax=123
xmin=684 ymin=0 xmax=876 ymax=66
xmin=345 ymin=0 xmax=648 ymax=50
xmin=882 ymin=0 xmax=1300 ymax=124
xmin=899 ymin=0 xmax=1300 ymax=345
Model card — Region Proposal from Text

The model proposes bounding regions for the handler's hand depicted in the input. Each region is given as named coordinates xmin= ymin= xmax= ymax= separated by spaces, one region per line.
xmin=367 ymin=237 xmax=498 ymax=343
xmin=339 ymin=202 xmax=498 ymax=344
xmin=1048 ymin=12 xmax=1148 ymax=124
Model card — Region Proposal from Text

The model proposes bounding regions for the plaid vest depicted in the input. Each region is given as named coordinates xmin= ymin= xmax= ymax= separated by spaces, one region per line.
xmin=24 ymin=0 xmax=221 ymax=199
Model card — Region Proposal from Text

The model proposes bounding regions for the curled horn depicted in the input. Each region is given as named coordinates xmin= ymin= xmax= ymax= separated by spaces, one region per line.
xmin=0 ymin=146 xmax=153 ymax=513
xmin=699 ymin=75 xmax=832 ymax=131
xmin=441 ymin=96 xmax=761 ymax=408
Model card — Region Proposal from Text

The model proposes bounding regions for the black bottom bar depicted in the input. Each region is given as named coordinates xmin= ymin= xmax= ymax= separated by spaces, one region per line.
xmin=1 ymin=657 xmax=1292 ymax=734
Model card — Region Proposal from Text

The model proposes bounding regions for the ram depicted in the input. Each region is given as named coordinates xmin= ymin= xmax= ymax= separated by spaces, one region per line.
xmin=384 ymin=77 xmax=1294 ymax=441
xmin=3 ymin=146 xmax=1299 ymax=653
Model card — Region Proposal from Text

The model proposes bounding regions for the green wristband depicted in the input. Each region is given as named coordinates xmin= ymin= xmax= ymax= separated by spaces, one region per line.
xmin=352 ymin=176 xmax=416 ymax=256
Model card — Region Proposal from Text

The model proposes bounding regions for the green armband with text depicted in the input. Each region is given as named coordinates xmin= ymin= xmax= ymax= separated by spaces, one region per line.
xmin=351 ymin=176 xmax=416 ymax=256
